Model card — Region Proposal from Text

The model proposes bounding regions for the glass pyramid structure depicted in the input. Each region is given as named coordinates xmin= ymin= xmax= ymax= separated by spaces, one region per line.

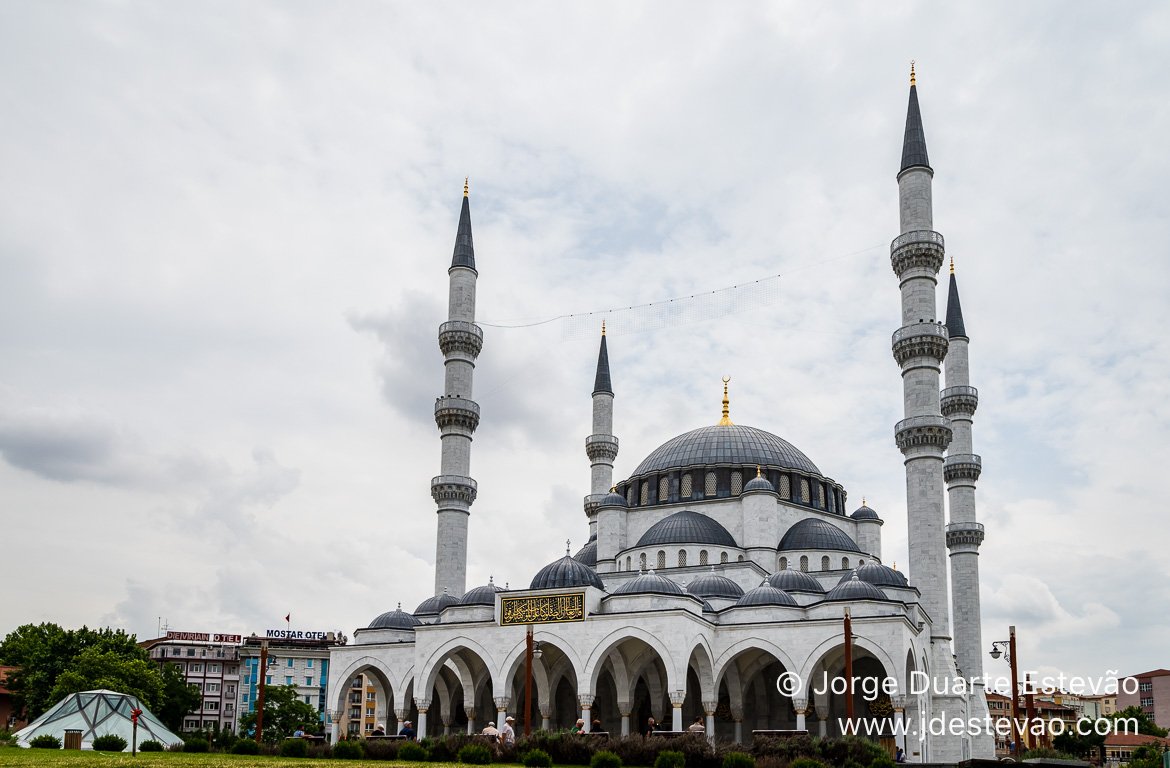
xmin=15 ymin=689 xmax=184 ymax=749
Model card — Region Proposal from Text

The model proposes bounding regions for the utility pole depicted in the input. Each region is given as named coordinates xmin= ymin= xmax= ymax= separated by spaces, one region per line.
xmin=524 ymin=626 xmax=534 ymax=737
xmin=255 ymin=639 xmax=268 ymax=744
xmin=844 ymin=608 xmax=854 ymax=727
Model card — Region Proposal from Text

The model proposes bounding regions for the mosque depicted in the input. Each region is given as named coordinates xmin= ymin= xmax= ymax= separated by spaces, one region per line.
xmin=326 ymin=69 xmax=995 ymax=762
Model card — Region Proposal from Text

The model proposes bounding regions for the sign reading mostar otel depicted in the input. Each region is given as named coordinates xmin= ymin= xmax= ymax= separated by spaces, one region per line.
xmin=264 ymin=629 xmax=332 ymax=640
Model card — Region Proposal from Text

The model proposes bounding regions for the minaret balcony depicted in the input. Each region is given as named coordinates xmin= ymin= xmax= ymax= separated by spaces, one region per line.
xmin=438 ymin=320 xmax=484 ymax=359
xmin=894 ymin=415 xmax=953 ymax=452
xmin=434 ymin=397 xmax=480 ymax=433
xmin=945 ymin=521 xmax=985 ymax=548
xmin=890 ymin=229 xmax=945 ymax=278
xmin=941 ymin=385 xmax=979 ymax=417
xmin=585 ymin=434 xmax=619 ymax=463
xmin=431 ymin=475 xmax=478 ymax=506
xmin=944 ymin=453 xmax=982 ymax=483
xmin=891 ymin=322 xmax=949 ymax=365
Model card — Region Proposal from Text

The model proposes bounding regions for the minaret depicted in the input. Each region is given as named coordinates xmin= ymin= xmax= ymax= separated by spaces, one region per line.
xmin=584 ymin=322 xmax=618 ymax=537
xmin=943 ymin=258 xmax=985 ymax=681
xmin=890 ymin=63 xmax=952 ymax=637
xmin=432 ymin=179 xmax=482 ymax=597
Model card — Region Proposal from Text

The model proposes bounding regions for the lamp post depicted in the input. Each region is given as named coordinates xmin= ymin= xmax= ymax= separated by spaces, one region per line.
xmin=989 ymin=626 xmax=1021 ymax=755
xmin=523 ymin=627 xmax=543 ymax=737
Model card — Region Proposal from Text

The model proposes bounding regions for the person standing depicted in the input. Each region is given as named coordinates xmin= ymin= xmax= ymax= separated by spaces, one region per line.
xmin=645 ymin=717 xmax=659 ymax=737
xmin=499 ymin=716 xmax=516 ymax=747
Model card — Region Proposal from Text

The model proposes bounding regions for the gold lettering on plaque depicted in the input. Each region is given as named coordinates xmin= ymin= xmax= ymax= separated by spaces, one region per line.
xmin=500 ymin=593 xmax=586 ymax=626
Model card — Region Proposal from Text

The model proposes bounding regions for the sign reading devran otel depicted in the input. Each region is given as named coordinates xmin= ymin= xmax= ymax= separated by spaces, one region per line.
xmin=500 ymin=592 xmax=586 ymax=626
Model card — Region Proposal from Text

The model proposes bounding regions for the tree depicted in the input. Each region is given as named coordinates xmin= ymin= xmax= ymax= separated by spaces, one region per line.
xmin=1111 ymin=706 xmax=1170 ymax=738
xmin=50 ymin=647 xmax=164 ymax=708
xmin=238 ymin=684 xmax=317 ymax=742
xmin=154 ymin=663 xmax=202 ymax=732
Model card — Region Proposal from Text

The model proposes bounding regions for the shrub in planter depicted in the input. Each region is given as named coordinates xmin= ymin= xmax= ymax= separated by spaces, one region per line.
xmin=280 ymin=737 xmax=309 ymax=757
xmin=232 ymin=739 xmax=260 ymax=755
xmin=183 ymin=736 xmax=209 ymax=753
xmin=332 ymin=739 xmax=365 ymax=759
xmin=139 ymin=740 xmax=164 ymax=752
xmin=591 ymin=750 xmax=622 ymax=768
xmin=30 ymin=734 xmax=62 ymax=749
xmin=399 ymin=741 xmax=430 ymax=762
xmin=460 ymin=743 xmax=494 ymax=764
xmin=523 ymin=748 xmax=553 ymax=767
xmin=655 ymin=750 xmax=686 ymax=768
xmin=92 ymin=734 xmax=128 ymax=752
xmin=722 ymin=752 xmax=755 ymax=768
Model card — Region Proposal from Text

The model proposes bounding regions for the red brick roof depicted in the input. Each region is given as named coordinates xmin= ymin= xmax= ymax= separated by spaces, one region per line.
xmin=1105 ymin=733 xmax=1170 ymax=748
xmin=1126 ymin=669 xmax=1170 ymax=679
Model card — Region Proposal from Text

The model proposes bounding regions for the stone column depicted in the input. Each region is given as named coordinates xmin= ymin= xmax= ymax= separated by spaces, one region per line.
xmin=415 ymin=698 xmax=430 ymax=738
xmin=669 ymin=691 xmax=686 ymax=732
xmin=730 ymin=706 xmax=744 ymax=745
xmin=620 ymin=706 xmax=632 ymax=737
xmin=540 ymin=704 xmax=552 ymax=732
xmin=892 ymin=696 xmax=908 ymax=756
xmin=495 ymin=696 xmax=510 ymax=731
xmin=818 ymin=716 xmax=828 ymax=738
xmin=442 ymin=714 xmax=452 ymax=735
xmin=792 ymin=697 xmax=808 ymax=733
xmin=579 ymin=694 xmax=595 ymax=732
xmin=394 ymin=707 xmax=409 ymax=735
xmin=703 ymin=701 xmax=718 ymax=744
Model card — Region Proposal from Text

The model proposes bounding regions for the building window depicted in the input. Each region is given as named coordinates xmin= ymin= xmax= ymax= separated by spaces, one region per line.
xmin=828 ymin=489 xmax=837 ymax=513
xmin=842 ymin=557 xmax=850 ymax=569
xmin=366 ymin=707 xmax=375 ymax=717
xmin=800 ymin=556 xmax=809 ymax=572
xmin=210 ymin=664 xmax=220 ymax=673
xmin=306 ymin=676 xmax=313 ymax=686
xmin=304 ymin=695 xmax=312 ymax=705
xmin=1139 ymin=682 xmax=1153 ymax=692
xmin=363 ymin=722 xmax=373 ymax=732
xmin=800 ymin=478 xmax=811 ymax=503
xmin=720 ymin=551 xmax=728 ymax=563
xmin=640 ymin=481 xmax=650 ymax=506
xmin=190 ymin=663 xmax=202 ymax=672
xmin=737 ymin=554 xmax=744 ymax=562
xmin=187 ymin=648 xmax=195 ymax=657
xmin=367 ymin=692 xmax=375 ymax=701
xmin=265 ymin=675 xmax=272 ymax=685
xmin=226 ymin=685 xmax=235 ymax=695
xmin=705 ymin=472 xmax=717 ymax=497
xmin=306 ymin=659 xmax=313 ymax=668
xmin=779 ymin=475 xmax=791 ymax=499
xmin=680 ymin=473 xmax=693 ymax=498
xmin=242 ymin=694 xmax=249 ymax=704
xmin=207 ymin=683 xmax=219 ymax=692
xmin=779 ymin=557 xmax=788 ymax=570
xmin=821 ymin=556 xmax=830 ymax=571
xmin=699 ymin=550 xmax=708 ymax=565
xmin=204 ymin=701 xmax=219 ymax=711
xmin=285 ymin=676 xmax=293 ymax=686
xmin=186 ymin=720 xmax=199 ymax=730
xmin=731 ymin=471 xmax=742 ymax=495
xmin=657 ymin=551 xmax=666 ymax=569
xmin=640 ymin=553 xmax=647 ymax=570
xmin=859 ymin=559 xmax=865 ymax=566
xmin=627 ymin=486 xmax=636 ymax=505
xmin=287 ymin=659 xmax=294 ymax=668
xmin=626 ymin=556 xmax=632 ymax=570
xmin=678 ymin=550 xmax=687 ymax=567
xmin=350 ymin=707 xmax=361 ymax=719
xmin=659 ymin=476 xmax=669 ymax=503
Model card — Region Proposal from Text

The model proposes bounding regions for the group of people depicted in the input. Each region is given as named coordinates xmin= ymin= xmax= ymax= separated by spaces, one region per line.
xmin=368 ymin=721 xmax=416 ymax=739
xmin=479 ymin=715 xmax=516 ymax=746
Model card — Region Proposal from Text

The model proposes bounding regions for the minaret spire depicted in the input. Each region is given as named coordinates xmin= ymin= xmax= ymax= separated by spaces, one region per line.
xmin=593 ymin=324 xmax=613 ymax=396
xmin=585 ymin=324 xmax=620 ymax=568
xmin=900 ymin=63 xmax=931 ymax=174
xmin=451 ymin=179 xmax=476 ymax=271
xmin=946 ymin=260 xmax=967 ymax=339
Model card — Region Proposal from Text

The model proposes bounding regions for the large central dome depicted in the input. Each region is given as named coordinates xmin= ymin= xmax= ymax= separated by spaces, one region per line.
xmin=632 ymin=424 xmax=820 ymax=477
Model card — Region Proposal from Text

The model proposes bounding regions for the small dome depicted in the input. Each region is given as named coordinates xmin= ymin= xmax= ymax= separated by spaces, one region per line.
xmin=766 ymin=569 xmax=826 ymax=593
xmin=368 ymin=603 xmax=419 ymax=630
xmin=778 ymin=519 xmax=861 ymax=553
xmin=612 ymin=570 xmax=685 ymax=596
xmin=530 ymin=555 xmax=604 ymax=591
xmin=686 ymin=570 xmax=745 ymax=600
xmin=839 ymin=563 xmax=908 ymax=589
xmin=460 ymin=578 xmax=504 ymax=606
xmin=573 ymin=534 xmax=598 ymax=568
xmin=414 ymin=591 xmax=460 ymax=617
xmin=823 ymin=574 xmax=887 ymax=602
xmin=850 ymin=503 xmax=881 ymax=521
xmin=599 ymin=491 xmax=628 ymax=508
xmin=636 ymin=510 xmax=737 ymax=548
xmin=743 ymin=473 xmax=775 ymax=493
xmin=734 ymin=583 xmax=798 ymax=608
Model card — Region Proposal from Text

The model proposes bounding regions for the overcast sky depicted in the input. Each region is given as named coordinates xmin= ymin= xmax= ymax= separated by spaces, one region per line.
xmin=1 ymin=2 xmax=1167 ymax=687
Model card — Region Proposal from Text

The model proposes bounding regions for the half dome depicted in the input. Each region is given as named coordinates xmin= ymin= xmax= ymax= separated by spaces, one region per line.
xmin=368 ymin=604 xmax=419 ymax=630
xmin=839 ymin=563 xmax=908 ymax=588
xmin=631 ymin=424 xmax=821 ymax=477
xmin=766 ymin=569 xmax=826 ymax=593
xmin=735 ymin=583 xmax=798 ymax=608
xmin=686 ymin=571 xmax=745 ymax=600
xmin=778 ymin=519 xmax=861 ymax=553
xmin=414 ymin=592 xmax=459 ymax=618
xmin=636 ymin=510 xmax=737 ymax=548
xmin=460 ymin=579 xmax=504 ymax=606
xmin=530 ymin=555 xmax=604 ymax=591
xmin=611 ymin=571 xmax=685 ymax=596
xmin=573 ymin=537 xmax=598 ymax=568
xmin=850 ymin=504 xmax=881 ymax=521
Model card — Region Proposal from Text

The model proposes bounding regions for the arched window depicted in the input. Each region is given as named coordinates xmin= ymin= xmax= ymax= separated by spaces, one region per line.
xmin=680 ymin=473 xmax=693 ymax=499
xmin=800 ymin=478 xmax=811 ymax=503
xmin=821 ymin=555 xmax=830 ymax=571
xmin=730 ymin=471 xmax=743 ymax=495
xmin=800 ymin=555 xmax=809 ymax=572
xmin=737 ymin=554 xmax=744 ymax=562
xmin=842 ymin=557 xmax=850 ymax=569
xmin=859 ymin=558 xmax=866 ymax=566
xmin=657 ymin=551 xmax=666 ymax=570
xmin=639 ymin=553 xmax=647 ymax=571
xmin=720 ymin=551 xmax=728 ymax=563
xmin=640 ymin=481 xmax=650 ymax=506
xmin=627 ymin=485 xmax=636 ymax=506
xmin=779 ymin=556 xmax=788 ymax=571
xmin=678 ymin=550 xmax=687 ymax=567
xmin=704 ymin=472 xmax=717 ymax=497
xmin=626 ymin=556 xmax=632 ymax=571
xmin=699 ymin=550 xmax=708 ymax=566
xmin=659 ymin=476 xmax=669 ymax=503
xmin=829 ymin=489 xmax=837 ymax=513
xmin=815 ymin=483 xmax=825 ymax=508
xmin=779 ymin=475 xmax=791 ymax=499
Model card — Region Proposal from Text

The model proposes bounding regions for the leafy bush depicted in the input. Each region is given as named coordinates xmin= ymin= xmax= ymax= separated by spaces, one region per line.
xmin=30 ymin=734 xmax=62 ymax=749
xmin=92 ymin=733 xmax=128 ymax=751
xmin=819 ymin=737 xmax=886 ymax=768
xmin=428 ymin=734 xmax=463 ymax=761
xmin=523 ymin=748 xmax=553 ymax=767
xmin=232 ymin=738 xmax=261 ymax=755
xmin=333 ymin=739 xmax=365 ymax=759
xmin=655 ymin=750 xmax=686 ymax=768
xmin=400 ymin=741 xmax=430 ymax=761
xmin=183 ymin=736 xmax=209 ymax=753
xmin=362 ymin=737 xmax=401 ymax=760
xmin=214 ymin=728 xmax=238 ymax=749
xmin=722 ymin=752 xmax=755 ymax=768
xmin=281 ymin=737 xmax=309 ymax=757
xmin=0 ymin=729 xmax=15 ymax=747
xmin=591 ymin=750 xmax=622 ymax=768
xmin=869 ymin=756 xmax=895 ymax=768
xmin=460 ymin=743 xmax=494 ymax=764
xmin=789 ymin=759 xmax=829 ymax=768
xmin=139 ymin=739 xmax=164 ymax=752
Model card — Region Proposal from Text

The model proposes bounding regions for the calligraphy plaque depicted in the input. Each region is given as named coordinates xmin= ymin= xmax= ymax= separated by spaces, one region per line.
xmin=500 ymin=592 xmax=586 ymax=626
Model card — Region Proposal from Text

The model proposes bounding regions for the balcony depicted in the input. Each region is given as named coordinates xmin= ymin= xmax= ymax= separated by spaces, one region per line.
xmin=946 ymin=521 xmax=985 ymax=548
xmin=894 ymin=415 xmax=953 ymax=452
xmin=891 ymin=322 xmax=949 ymax=365
xmin=438 ymin=321 xmax=484 ymax=359
xmin=890 ymin=230 xmax=945 ymax=278
xmin=941 ymin=385 xmax=979 ymax=417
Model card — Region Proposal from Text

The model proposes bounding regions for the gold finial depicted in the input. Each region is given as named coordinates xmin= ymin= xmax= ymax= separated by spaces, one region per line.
xmin=717 ymin=376 xmax=734 ymax=426
xmin=950 ymin=255 xmax=955 ymax=275
xmin=610 ymin=486 xmax=617 ymax=493
xmin=566 ymin=539 xmax=571 ymax=555
xmin=892 ymin=561 xmax=897 ymax=571
xmin=862 ymin=497 xmax=866 ymax=506
xmin=601 ymin=320 xmax=606 ymax=337
xmin=910 ymin=60 xmax=916 ymax=86
xmin=756 ymin=465 xmax=762 ymax=478
xmin=464 ymin=177 xmax=469 ymax=197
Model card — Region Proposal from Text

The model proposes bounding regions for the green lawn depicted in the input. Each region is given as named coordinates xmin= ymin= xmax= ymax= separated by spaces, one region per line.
xmin=0 ymin=747 xmax=455 ymax=768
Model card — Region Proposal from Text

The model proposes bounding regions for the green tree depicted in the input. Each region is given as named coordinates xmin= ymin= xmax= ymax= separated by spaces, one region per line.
xmin=238 ymin=684 xmax=317 ymax=742
xmin=1111 ymin=706 xmax=1170 ymax=738
xmin=154 ymin=663 xmax=202 ymax=732
xmin=50 ymin=647 xmax=163 ymax=708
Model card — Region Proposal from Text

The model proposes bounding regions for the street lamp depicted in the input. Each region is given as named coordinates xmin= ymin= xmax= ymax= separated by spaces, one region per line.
xmin=988 ymin=626 xmax=1022 ymax=755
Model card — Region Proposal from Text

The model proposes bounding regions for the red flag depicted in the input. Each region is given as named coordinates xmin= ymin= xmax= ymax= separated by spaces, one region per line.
xmin=284 ymin=613 xmax=290 ymax=623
